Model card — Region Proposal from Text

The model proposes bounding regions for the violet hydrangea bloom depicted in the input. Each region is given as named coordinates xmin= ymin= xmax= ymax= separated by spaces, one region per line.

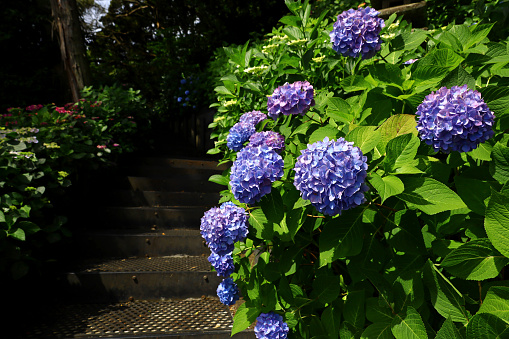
xmin=248 ymin=131 xmax=285 ymax=154
xmin=208 ymin=252 xmax=235 ymax=277
xmin=329 ymin=7 xmax=385 ymax=59
xmin=416 ymin=85 xmax=495 ymax=153
xmin=293 ymin=137 xmax=369 ymax=216
xmin=230 ymin=145 xmax=284 ymax=204
xmin=217 ymin=277 xmax=239 ymax=306
xmin=199 ymin=202 xmax=249 ymax=255
xmin=240 ymin=110 xmax=267 ymax=126
xmin=267 ymin=81 xmax=315 ymax=120
xmin=227 ymin=122 xmax=256 ymax=151
xmin=254 ymin=312 xmax=289 ymax=339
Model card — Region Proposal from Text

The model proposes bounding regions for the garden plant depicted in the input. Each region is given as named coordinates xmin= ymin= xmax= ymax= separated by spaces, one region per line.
xmin=0 ymin=84 xmax=147 ymax=280
xmin=202 ymin=0 xmax=509 ymax=337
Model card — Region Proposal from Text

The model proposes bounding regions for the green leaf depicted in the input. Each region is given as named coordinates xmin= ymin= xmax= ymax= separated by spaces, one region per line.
xmin=361 ymin=322 xmax=394 ymax=339
xmin=485 ymin=189 xmax=509 ymax=258
xmin=435 ymin=318 xmax=463 ymax=339
xmin=384 ymin=133 xmax=420 ymax=173
xmin=441 ymin=238 xmax=509 ymax=280
xmin=391 ymin=29 xmax=428 ymax=51
xmin=208 ymin=174 xmax=229 ymax=186
xmin=322 ymin=303 xmax=342 ymax=339
xmin=375 ymin=114 xmax=418 ymax=158
xmin=308 ymin=126 xmax=341 ymax=144
xmin=9 ymin=228 xmax=25 ymax=241
xmin=369 ymin=173 xmax=404 ymax=204
xmin=466 ymin=313 xmax=509 ymax=339
xmin=397 ymin=177 xmax=467 ymax=215
xmin=346 ymin=126 xmax=381 ymax=154
xmin=423 ymin=260 xmax=469 ymax=323
xmin=454 ymin=176 xmax=491 ymax=216
xmin=391 ymin=306 xmax=428 ymax=339
xmin=231 ymin=302 xmax=260 ymax=335
xmin=478 ymin=286 xmax=509 ymax=322
xmin=311 ymin=274 xmax=341 ymax=304
xmin=249 ymin=209 xmax=274 ymax=240
xmin=344 ymin=290 xmax=365 ymax=329
xmin=490 ymin=142 xmax=509 ymax=185
xmin=260 ymin=190 xmax=284 ymax=225
xmin=319 ymin=208 xmax=365 ymax=266
xmin=441 ymin=66 xmax=476 ymax=90
xmin=279 ymin=15 xmax=301 ymax=27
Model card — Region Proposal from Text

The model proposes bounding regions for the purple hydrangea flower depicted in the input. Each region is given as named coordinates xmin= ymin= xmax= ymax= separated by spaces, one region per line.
xmin=248 ymin=131 xmax=285 ymax=154
xmin=240 ymin=110 xmax=267 ymax=126
xmin=404 ymin=58 xmax=418 ymax=65
xmin=217 ymin=277 xmax=239 ymax=306
xmin=254 ymin=312 xmax=289 ymax=339
xmin=293 ymin=137 xmax=369 ymax=216
xmin=227 ymin=122 xmax=256 ymax=151
xmin=267 ymin=81 xmax=315 ymax=120
xmin=200 ymin=202 xmax=249 ymax=255
xmin=230 ymin=145 xmax=284 ymax=204
xmin=329 ymin=7 xmax=385 ymax=59
xmin=208 ymin=252 xmax=235 ymax=277
xmin=416 ymin=85 xmax=495 ymax=153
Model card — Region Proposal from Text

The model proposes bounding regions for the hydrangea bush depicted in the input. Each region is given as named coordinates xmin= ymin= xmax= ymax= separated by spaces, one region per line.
xmin=205 ymin=1 xmax=509 ymax=338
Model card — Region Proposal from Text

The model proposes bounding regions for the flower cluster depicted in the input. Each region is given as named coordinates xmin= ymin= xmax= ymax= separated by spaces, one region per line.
xmin=207 ymin=252 xmax=235 ymax=277
xmin=216 ymin=277 xmax=240 ymax=306
xmin=227 ymin=122 xmax=256 ymax=151
xmin=240 ymin=110 xmax=267 ymax=126
xmin=200 ymin=202 xmax=249 ymax=256
xmin=254 ymin=312 xmax=289 ymax=339
xmin=230 ymin=145 xmax=284 ymax=204
xmin=329 ymin=7 xmax=385 ymax=59
xmin=248 ymin=131 xmax=285 ymax=154
xmin=267 ymin=81 xmax=315 ymax=120
xmin=200 ymin=202 xmax=248 ymax=305
xmin=293 ymin=137 xmax=369 ymax=216
xmin=416 ymin=85 xmax=495 ymax=153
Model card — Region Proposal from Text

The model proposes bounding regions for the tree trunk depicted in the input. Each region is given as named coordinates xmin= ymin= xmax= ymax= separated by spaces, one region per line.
xmin=50 ymin=0 xmax=91 ymax=102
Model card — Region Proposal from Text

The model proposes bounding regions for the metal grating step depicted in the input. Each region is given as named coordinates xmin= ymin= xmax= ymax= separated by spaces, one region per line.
xmin=20 ymin=297 xmax=254 ymax=339
xmin=74 ymin=256 xmax=211 ymax=273
xmin=59 ymin=256 xmax=223 ymax=301
xmin=73 ymin=229 xmax=209 ymax=258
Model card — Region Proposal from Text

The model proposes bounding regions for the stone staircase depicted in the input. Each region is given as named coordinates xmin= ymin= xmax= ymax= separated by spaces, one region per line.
xmin=15 ymin=154 xmax=254 ymax=339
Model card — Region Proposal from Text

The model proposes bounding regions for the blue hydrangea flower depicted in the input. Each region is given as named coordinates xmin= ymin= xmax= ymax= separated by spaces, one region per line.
xmin=329 ymin=7 xmax=385 ymax=59
xmin=267 ymin=81 xmax=315 ymax=120
xmin=200 ymin=202 xmax=249 ymax=255
xmin=227 ymin=122 xmax=256 ymax=151
xmin=240 ymin=110 xmax=267 ymax=126
xmin=230 ymin=145 xmax=284 ymax=204
xmin=404 ymin=58 xmax=418 ymax=65
xmin=254 ymin=312 xmax=289 ymax=339
xmin=217 ymin=277 xmax=239 ymax=306
xmin=208 ymin=252 xmax=235 ymax=277
xmin=416 ymin=85 xmax=495 ymax=153
xmin=248 ymin=131 xmax=285 ymax=154
xmin=293 ymin=137 xmax=369 ymax=216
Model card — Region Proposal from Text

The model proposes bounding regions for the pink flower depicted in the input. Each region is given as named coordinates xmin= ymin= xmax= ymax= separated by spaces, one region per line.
xmin=113 ymin=143 xmax=119 ymax=147
xmin=96 ymin=145 xmax=106 ymax=149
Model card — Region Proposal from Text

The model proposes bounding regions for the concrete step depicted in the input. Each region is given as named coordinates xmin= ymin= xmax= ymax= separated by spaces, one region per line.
xmin=19 ymin=297 xmax=255 ymax=339
xmin=89 ymin=190 xmax=221 ymax=207
xmin=74 ymin=229 xmax=209 ymax=258
xmin=125 ymin=176 xmax=225 ymax=193
xmin=57 ymin=256 xmax=223 ymax=302
xmin=78 ymin=206 xmax=210 ymax=230
xmin=119 ymin=157 xmax=231 ymax=171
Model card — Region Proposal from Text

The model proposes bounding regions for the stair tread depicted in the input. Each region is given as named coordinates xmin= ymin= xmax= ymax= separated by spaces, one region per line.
xmin=69 ymin=255 xmax=212 ymax=274
xmin=21 ymin=297 xmax=254 ymax=339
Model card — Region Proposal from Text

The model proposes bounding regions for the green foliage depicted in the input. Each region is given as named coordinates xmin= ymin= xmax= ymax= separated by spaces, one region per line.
xmin=0 ymin=85 xmax=146 ymax=280
xmin=207 ymin=1 xmax=509 ymax=337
